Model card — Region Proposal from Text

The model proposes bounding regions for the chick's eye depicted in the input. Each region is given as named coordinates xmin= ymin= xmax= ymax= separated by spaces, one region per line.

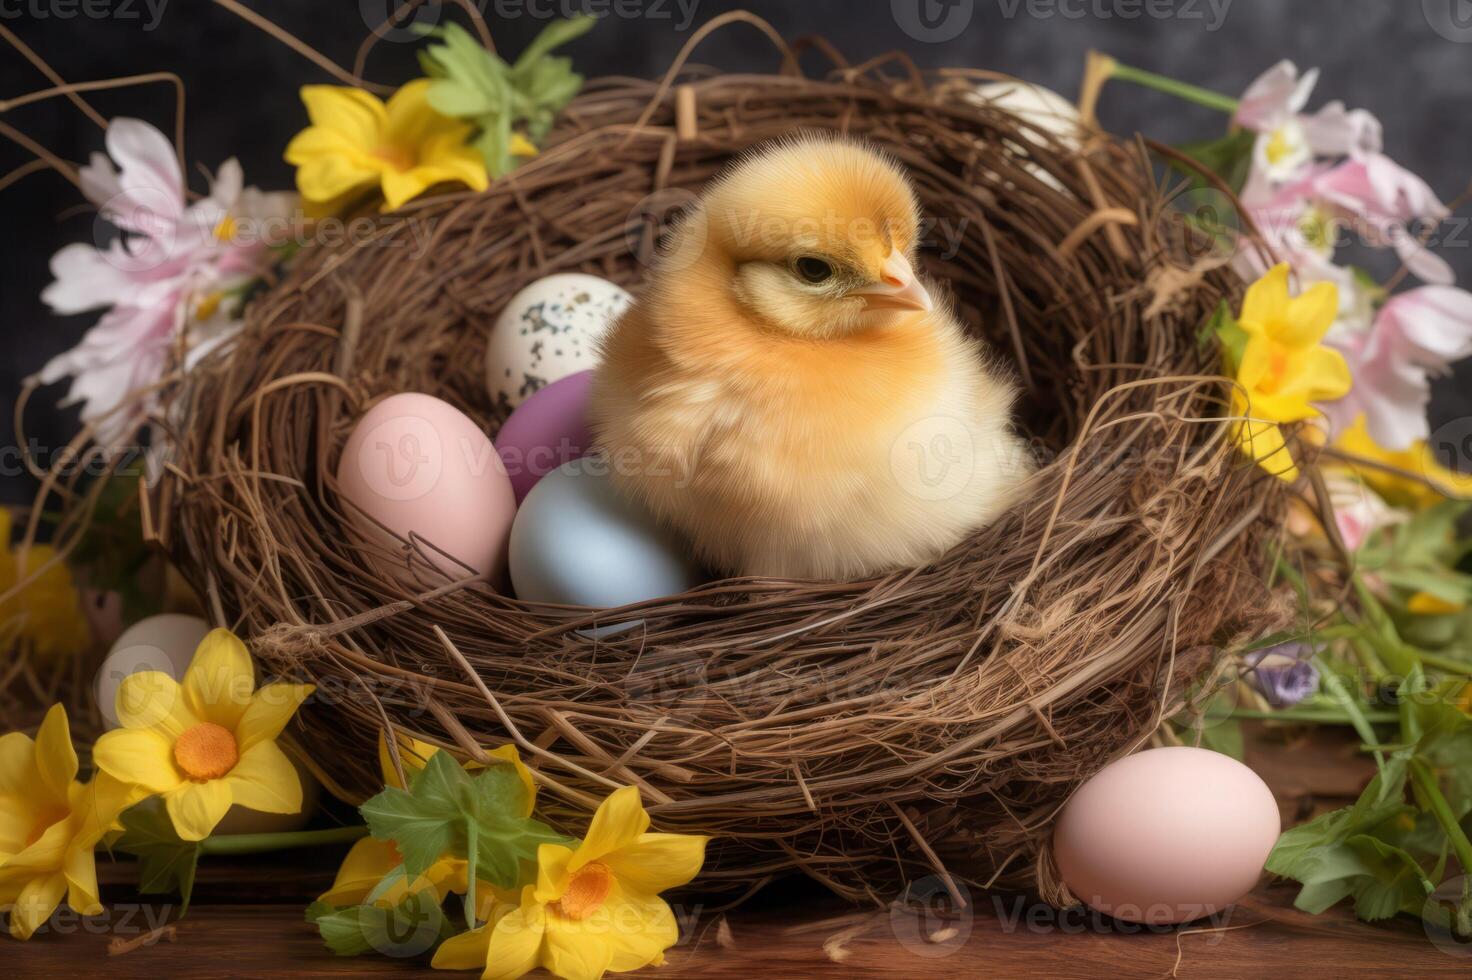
xmin=794 ymin=256 xmax=833 ymax=284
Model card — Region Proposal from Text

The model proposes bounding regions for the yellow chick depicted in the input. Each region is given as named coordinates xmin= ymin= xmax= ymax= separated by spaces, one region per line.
xmin=590 ymin=135 xmax=1034 ymax=580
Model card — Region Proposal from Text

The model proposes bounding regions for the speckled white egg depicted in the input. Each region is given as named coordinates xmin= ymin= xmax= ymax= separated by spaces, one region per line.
xmin=485 ymin=273 xmax=631 ymax=413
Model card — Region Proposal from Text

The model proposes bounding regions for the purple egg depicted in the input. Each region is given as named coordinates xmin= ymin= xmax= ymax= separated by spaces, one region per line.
xmin=495 ymin=370 xmax=594 ymax=502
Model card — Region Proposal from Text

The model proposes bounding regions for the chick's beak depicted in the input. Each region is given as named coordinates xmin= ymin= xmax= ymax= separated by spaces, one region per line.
xmin=852 ymin=251 xmax=933 ymax=314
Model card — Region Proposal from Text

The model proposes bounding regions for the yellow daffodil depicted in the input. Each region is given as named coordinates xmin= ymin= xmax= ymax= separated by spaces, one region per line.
xmin=1333 ymin=413 xmax=1472 ymax=509
xmin=92 ymin=628 xmax=314 ymax=842
xmin=320 ymin=733 xmax=534 ymax=912
xmin=0 ymin=705 xmax=140 ymax=940
xmin=285 ymin=79 xmax=489 ymax=212
xmin=0 ymin=510 xmax=89 ymax=662
xmin=1231 ymin=263 xmax=1352 ymax=482
xmin=432 ymin=786 xmax=707 ymax=980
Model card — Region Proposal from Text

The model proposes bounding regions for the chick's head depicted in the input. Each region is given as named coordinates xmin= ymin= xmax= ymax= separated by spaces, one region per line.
xmin=698 ymin=135 xmax=935 ymax=338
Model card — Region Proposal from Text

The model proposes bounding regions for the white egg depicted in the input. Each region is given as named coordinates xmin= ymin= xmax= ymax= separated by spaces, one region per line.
xmin=966 ymin=80 xmax=1082 ymax=192
xmin=95 ymin=613 xmax=319 ymax=835
xmin=96 ymin=614 xmax=212 ymax=728
xmin=486 ymin=273 xmax=631 ymax=412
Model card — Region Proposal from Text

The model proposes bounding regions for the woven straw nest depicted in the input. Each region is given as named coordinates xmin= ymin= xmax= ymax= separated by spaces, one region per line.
xmin=153 ymin=32 xmax=1288 ymax=905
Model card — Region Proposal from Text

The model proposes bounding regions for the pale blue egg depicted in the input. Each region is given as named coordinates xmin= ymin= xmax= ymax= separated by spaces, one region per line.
xmin=508 ymin=460 xmax=703 ymax=629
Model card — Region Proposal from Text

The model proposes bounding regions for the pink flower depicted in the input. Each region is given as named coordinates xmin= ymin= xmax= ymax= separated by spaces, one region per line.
xmin=1235 ymin=61 xmax=1381 ymax=203
xmin=34 ymin=118 xmax=293 ymax=447
xmin=1323 ymin=286 xmax=1472 ymax=448
xmin=1305 ymin=156 xmax=1453 ymax=286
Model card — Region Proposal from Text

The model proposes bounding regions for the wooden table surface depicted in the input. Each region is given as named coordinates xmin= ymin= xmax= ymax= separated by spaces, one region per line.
xmin=8 ymin=728 xmax=1468 ymax=978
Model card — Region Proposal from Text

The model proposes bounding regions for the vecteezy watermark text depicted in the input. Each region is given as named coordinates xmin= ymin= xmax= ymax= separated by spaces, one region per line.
xmin=0 ymin=0 xmax=167 ymax=29
xmin=893 ymin=0 xmax=1232 ymax=42
xmin=359 ymin=0 xmax=701 ymax=42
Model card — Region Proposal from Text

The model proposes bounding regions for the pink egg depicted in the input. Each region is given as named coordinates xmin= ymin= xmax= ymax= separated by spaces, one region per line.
xmin=336 ymin=392 xmax=515 ymax=579
xmin=1052 ymin=747 xmax=1281 ymax=925
xmin=495 ymin=370 xmax=594 ymax=503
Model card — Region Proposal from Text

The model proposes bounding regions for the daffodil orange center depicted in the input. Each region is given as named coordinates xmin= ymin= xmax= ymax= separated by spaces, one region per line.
xmin=372 ymin=145 xmax=416 ymax=172
xmin=552 ymin=862 xmax=613 ymax=921
xmin=1259 ymin=342 xmax=1291 ymax=395
xmin=174 ymin=722 xmax=239 ymax=781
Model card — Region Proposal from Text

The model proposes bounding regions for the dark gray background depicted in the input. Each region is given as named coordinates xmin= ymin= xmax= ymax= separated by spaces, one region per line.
xmin=3 ymin=0 xmax=1470 ymax=505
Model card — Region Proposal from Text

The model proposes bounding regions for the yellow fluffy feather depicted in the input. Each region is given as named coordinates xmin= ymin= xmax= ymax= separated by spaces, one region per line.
xmin=590 ymin=135 xmax=1034 ymax=579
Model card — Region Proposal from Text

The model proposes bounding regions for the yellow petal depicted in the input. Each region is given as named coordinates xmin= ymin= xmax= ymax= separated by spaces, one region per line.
xmin=573 ymin=786 xmax=650 ymax=869
xmin=0 ymin=731 xmax=41 ymax=799
xmin=0 ymin=796 xmax=32 ymax=859
xmin=1236 ymin=416 xmax=1298 ymax=482
xmin=226 ymin=740 xmax=303 ymax=815
xmin=418 ymin=132 xmax=489 ymax=190
xmin=93 ymin=727 xmax=182 ymax=794
xmin=300 ymin=85 xmax=386 ymax=149
xmin=183 ymin=629 xmax=255 ymax=729
xmin=1408 ymin=591 xmax=1464 ymax=616
xmin=485 ymin=890 xmax=547 ymax=980
xmin=379 ymin=168 xmax=438 ymax=212
xmin=541 ymin=914 xmax=617 ymax=980
xmin=64 ymin=842 xmax=102 ymax=917
xmin=534 ymin=843 xmax=576 ymax=905
xmin=5 ymin=815 xmax=71 ymax=872
xmin=382 ymin=78 xmax=453 ymax=147
xmin=164 ymin=779 xmax=233 ymax=842
xmin=33 ymin=704 xmax=78 ymax=804
xmin=73 ymin=773 xmax=147 ymax=849
xmin=1299 ymin=346 xmax=1352 ymax=403
xmin=377 ymin=733 xmax=451 ymax=790
xmin=1240 ymin=263 xmax=1290 ymax=331
xmin=116 ymin=670 xmax=198 ymax=737
xmin=236 ymin=682 xmax=314 ymax=755
xmin=287 ymin=131 xmax=382 ymax=204
xmin=601 ymin=886 xmax=679 ymax=972
xmin=1280 ymin=280 xmax=1339 ymax=347
xmin=319 ymin=837 xmax=401 ymax=907
xmin=431 ymin=922 xmax=495 ymax=972
xmin=6 ymin=871 xmax=66 ymax=940
xmin=603 ymin=832 xmax=709 ymax=897
xmin=510 ymin=133 xmax=538 ymax=158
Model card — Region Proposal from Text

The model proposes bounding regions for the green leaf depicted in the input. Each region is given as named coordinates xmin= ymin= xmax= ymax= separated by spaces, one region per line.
xmin=113 ymin=797 xmax=202 ymax=915
xmin=358 ymin=750 xmax=565 ymax=890
xmin=360 ymin=751 xmax=464 ymax=877
xmin=1200 ymin=299 xmax=1248 ymax=376
xmin=418 ymin=17 xmax=593 ymax=176
xmin=309 ymin=892 xmax=456 ymax=958
xmin=1172 ymin=129 xmax=1257 ymax=194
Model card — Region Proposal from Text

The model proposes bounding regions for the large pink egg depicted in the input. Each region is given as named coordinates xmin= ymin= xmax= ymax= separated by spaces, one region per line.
xmin=336 ymin=392 xmax=515 ymax=579
xmin=1052 ymin=747 xmax=1280 ymax=925
xmin=495 ymin=370 xmax=593 ymax=503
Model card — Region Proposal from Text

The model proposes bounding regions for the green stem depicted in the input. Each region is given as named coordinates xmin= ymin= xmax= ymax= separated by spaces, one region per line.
xmin=1416 ymin=650 xmax=1472 ymax=676
xmin=1318 ymin=658 xmax=1386 ymax=771
xmin=1352 ymin=577 xmax=1421 ymax=680
xmin=199 ymin=825 xmax=368 ymax=856
xmin=1410 ymin=759 xmax=1472 ymax=877
xmin=1107 ymin=61 xmax=1240 ymax=115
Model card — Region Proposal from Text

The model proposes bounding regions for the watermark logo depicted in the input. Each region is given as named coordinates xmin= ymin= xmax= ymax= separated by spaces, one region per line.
xmin=1424 ymin=0 xmax=1472 ymax=42
xmin=1427 ymin=416 xmax=1472 ymax=484
xmin=626 ymin=187 xmax=705 ymax=272
xmin=890 ymin=875 xmax=974 ymax=957
xmin=890 ymin=416 xmax=976 ymax=503
xmin=356 ymin=414 xmax=444 ymax=502
xmin=892 ymin=0 xmax=976 ymax=42
xmin=1422 ymin=875 xmax=1472 ymax=957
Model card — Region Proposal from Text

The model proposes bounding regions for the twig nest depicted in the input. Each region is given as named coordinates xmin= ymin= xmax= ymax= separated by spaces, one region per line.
xmin=157 ymin=62 xmax=1285 ymax=902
